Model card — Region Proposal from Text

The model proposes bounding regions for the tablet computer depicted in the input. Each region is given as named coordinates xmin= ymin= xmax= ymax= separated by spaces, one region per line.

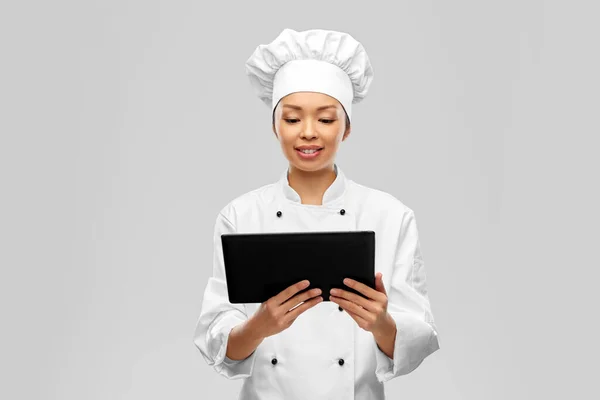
xmin=221 ymin=230 xmax=375 ymax=304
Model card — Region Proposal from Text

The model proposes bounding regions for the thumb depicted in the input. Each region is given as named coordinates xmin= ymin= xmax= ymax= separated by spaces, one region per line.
xmin=375 ymin=272 xmax=386 ymax=294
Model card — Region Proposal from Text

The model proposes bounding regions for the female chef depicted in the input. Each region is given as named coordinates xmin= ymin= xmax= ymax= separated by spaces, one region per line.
xmin=194 ymin=28 xmax=440 ymax=400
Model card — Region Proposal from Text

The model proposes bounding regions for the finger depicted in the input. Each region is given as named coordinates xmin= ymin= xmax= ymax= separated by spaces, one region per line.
xmin=375 ymin=272 xmax=387 ymax=295
xmin=283 ymin=295 xmax=323 ymax=324
xmin=343 ymin=278 xmax=386 ymax=303
xmin=332 ymin=297 xmax=370 ymax=325
xmin=330 ymin=288 xmax=379 ymax=313
xmin=344 ymin=308 xmax=370 ymax=328
xmin=275 ymin=279 xmax=310 ymax=305
xmin=282 ymin=287 xmax=322 ymax=311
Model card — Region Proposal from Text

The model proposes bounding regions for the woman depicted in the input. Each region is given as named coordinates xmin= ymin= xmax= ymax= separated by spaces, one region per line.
xmin=194 ymin=28 xmax=440 ymax=400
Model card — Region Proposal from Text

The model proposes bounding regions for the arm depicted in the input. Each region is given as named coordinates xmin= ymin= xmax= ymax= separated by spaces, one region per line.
xmin=372 ymin=312 xmax=397 ymax=359
xmin=193 ymin=209 xmax=259 ymax=379
xmin=225 ymin=316 xmax=265 ymax=361
xmin=374 ymin=209 xmax=440 ymax=383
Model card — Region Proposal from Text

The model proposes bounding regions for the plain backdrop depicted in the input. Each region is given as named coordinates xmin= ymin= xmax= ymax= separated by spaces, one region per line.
xmin=1 ymin=1 xmax=598 ymax=399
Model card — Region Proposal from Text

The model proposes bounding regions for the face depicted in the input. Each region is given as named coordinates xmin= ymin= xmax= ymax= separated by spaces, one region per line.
xmin=272 ymin=91 xmax=351 ymax=173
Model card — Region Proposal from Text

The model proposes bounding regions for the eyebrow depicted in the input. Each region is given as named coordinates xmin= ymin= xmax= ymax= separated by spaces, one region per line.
xmin=282 ymin=104 xmax=337 ymax=111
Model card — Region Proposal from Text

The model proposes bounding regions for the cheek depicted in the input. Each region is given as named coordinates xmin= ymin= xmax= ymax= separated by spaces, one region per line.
xmin=277 ymin=130 xmax=294 ymax=144
xmin=278 ymin=136 xmax=295 ymax=152
xmin=326 ymin=133 xmax=343 ymax=148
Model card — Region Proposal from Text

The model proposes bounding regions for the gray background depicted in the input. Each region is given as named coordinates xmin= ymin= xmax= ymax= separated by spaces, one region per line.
xmin=1 ymin=0 xmax=598 ymax=399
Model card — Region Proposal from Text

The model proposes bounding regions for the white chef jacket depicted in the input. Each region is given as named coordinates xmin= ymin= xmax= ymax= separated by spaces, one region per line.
xmin=194 ymin=163 xmax=440 ymax=400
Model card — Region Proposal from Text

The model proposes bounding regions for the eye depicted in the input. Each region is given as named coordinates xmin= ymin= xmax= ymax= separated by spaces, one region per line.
xmin=284 ymin=119 xmax=299 ymax=124
xmin=320 ymin=119 xmax=335 ymax=124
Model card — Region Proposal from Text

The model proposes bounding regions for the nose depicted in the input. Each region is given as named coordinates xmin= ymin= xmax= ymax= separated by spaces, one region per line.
xmin=300 ymin=120 xmax=318 ymax=139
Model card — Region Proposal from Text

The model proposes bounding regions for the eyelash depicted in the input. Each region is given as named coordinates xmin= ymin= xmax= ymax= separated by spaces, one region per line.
xmin=284 ymin=119 xmax=335 ymax=124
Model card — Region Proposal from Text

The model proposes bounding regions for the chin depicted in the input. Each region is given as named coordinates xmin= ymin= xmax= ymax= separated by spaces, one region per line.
xmin=286 ymin=158 xmax=332 ymax=173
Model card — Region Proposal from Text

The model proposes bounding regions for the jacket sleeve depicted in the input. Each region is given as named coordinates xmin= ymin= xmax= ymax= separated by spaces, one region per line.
xmin=193 ymin=210 xmax=258 ymax=379
xmin=374 ymin=209 xmax=440 ymax=383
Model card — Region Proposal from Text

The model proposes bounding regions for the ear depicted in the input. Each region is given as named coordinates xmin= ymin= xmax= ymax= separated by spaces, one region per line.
xmin=342 ymin=124 xmax=351 ymax=141
xmin=272 ymin=123 xmax=278 ymax=139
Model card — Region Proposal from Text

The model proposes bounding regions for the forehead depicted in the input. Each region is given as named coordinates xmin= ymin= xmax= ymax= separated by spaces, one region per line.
xmin=279 ymin=92 xmax=341 ymax=111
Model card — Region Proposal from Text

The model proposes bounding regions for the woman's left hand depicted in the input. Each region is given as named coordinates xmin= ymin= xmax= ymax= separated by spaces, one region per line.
xmin=330 ymin=272 xmax=395 ymax=336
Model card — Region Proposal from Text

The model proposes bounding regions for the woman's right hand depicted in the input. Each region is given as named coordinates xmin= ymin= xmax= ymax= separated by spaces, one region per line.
xmin=250 ymin=280 xmax=323 ymax=339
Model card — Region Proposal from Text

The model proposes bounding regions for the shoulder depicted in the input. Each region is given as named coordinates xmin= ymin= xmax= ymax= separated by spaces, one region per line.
xmin=347 ymin=178 xmax=415 ymax=219
xmin=217 ymin=181 xmax=279 ymax=226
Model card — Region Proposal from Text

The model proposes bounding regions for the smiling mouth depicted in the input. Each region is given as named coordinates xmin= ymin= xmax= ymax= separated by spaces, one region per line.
xmin=297 ymin=148 xmax=322 ymax=154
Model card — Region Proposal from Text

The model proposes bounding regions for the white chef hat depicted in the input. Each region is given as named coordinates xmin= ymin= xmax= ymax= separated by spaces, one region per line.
xmin=245 ymin=28 xmax=374 ymax=122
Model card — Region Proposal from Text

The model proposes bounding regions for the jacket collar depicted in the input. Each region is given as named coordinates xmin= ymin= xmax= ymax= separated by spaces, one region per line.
xmin=277 ymin=163 xmax=347 ymax=206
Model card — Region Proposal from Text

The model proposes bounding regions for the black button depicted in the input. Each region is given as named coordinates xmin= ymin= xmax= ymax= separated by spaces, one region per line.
xmin=272 ymin=358 xmax=278 ymax=365
xmin=338 ymin=358 xmax=345 ymax=366
xmin=340 ymin=209 xmax=345 ymax=215
xmin=338 ymin=306 xmax=343 ymax=311
xmin=276 ymin=211 xmax=282 ymax=217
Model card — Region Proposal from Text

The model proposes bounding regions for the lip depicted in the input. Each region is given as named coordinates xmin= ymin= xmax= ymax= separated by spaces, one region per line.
xmin=295 ymin=145 xmax=324 ymax=150
xmin=295 ymin=147 xmax=323 ymax=159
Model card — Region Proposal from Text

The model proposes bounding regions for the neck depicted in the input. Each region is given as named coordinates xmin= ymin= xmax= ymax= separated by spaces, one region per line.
xmin=287 ymin=164 xmax=336 ymax=205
